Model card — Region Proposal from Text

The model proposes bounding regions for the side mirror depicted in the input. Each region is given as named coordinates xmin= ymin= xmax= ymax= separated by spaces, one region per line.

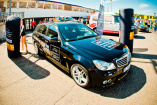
xmin=49 ymin=37 xmax=61 ymax=45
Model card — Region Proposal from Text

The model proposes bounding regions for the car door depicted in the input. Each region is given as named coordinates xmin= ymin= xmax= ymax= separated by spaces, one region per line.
xmin=46 ymin=25 xmax=61 ymax=63
xmin=37 ymin=24 xmax=48 ymax=53
xmin=33 ymin=24 xmax=48 ymax=51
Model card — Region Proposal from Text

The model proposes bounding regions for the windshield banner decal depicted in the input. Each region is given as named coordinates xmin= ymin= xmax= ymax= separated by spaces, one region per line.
xmin=96 ymin=0 xmax=105 ymax=35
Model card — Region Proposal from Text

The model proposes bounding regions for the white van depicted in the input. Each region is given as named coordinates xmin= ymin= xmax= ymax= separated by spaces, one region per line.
xmin=89 ymin=12 xmax=120 ymax=34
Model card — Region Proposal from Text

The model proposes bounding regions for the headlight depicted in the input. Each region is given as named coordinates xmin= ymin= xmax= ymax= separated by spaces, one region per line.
xmin=93 ymin=60 xmax=116 ymax=71
xmin=123 ymin=46 xmax=131 ymax=62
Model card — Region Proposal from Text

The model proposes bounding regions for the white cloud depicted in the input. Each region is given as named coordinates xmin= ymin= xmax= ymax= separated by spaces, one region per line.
xmin=139 ymin=3 xmax=149 ymax=8
xmin=104 ymin=0 xmax=117 ymax=3
xmin=140 ymin=10 xmax=152 ymax=15
xmin=142 ymin=10 xmax=152 ymax=13
xmin=145 ymin=10 xmax=152 ymax=12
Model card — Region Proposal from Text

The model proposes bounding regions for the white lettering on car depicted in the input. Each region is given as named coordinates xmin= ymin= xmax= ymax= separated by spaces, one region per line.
xmin=91 ymin=39 xmax=118 ymax=51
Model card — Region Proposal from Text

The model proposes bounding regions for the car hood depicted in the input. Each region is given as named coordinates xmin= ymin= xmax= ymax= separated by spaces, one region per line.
xmin=65 ymin=36 xmax=126 ymax=62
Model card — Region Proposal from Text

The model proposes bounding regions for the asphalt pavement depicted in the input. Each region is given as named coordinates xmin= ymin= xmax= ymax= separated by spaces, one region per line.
xmin=0 ymin=31 xmax=157 ymax=105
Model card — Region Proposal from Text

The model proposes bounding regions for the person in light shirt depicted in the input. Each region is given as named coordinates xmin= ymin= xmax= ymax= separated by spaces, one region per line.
xmin=135 ymin=19 xmax=139 ymax=28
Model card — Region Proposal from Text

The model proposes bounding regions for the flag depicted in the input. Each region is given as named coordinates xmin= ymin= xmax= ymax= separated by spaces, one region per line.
xmin=100 ymin=0 xmax=106 ymax=6
xmin=96 ymin=0 xmax=105 ymax=35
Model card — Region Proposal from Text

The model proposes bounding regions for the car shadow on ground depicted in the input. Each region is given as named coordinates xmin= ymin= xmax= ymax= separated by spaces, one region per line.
xmin=132 ymin=53 xmax=157 ymax=74
xmin=134 ymin=35 xmax=145 ymax=39
xmin=103 ymin=33 xmax=119 ymax=36
xmin=132 ymin=53 xmax=157 ymax=60
xmin=133 ymin=48 xmax=148 ymax=52
xmin=10 ymin=55 xmax=50 ymax=80
xmin=87 ymin=65 xmax=146 ymax=99
xmin=0 ymin=40 xmax=6 ymax=45
xmin=44 ymin=56 xmax=71 ymax=77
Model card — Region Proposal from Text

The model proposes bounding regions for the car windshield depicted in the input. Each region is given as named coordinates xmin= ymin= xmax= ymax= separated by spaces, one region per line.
xmin=58 ymin=24 xmax=99 ymax=41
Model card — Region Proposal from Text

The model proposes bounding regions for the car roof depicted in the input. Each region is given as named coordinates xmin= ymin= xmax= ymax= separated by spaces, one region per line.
xmin=42 ymin=22 xmax=81 ymax=26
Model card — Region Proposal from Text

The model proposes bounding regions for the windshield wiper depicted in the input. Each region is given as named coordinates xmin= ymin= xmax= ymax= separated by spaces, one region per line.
xmin=67 ymin=35 xmax=98 ymax=42
xmin=79 ymin=35 xmax=97 ymax=40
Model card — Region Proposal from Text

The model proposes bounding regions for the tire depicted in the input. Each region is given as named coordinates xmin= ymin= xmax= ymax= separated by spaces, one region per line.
xmin=70 ymin=64 xmax=91 ymax=88
xmin=34 ymin=42 xmax=41 ymax=55
xmin=134 ymin=29 xmax=138 ymax=34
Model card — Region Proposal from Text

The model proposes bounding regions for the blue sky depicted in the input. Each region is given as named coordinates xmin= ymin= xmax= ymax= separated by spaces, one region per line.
xmin=48 ymin=0 xmax=157 ymax=16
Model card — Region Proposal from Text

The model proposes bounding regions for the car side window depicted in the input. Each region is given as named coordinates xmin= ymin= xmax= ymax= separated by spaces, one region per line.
xmin=47 ymin=25 xmax=58 ymax=38
xmin=39 ymin=25 xmax=47 ymax=35
xmin=35 ymin=25 xmax=41 ymax=32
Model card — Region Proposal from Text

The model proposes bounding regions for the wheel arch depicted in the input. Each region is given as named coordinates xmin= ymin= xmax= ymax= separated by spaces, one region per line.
xmin=68 ymin=55 xmax=94 ymax=74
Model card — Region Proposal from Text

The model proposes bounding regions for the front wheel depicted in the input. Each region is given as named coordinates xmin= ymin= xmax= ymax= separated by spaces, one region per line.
xmin=70 ymin=64 xmax=91 ymax=88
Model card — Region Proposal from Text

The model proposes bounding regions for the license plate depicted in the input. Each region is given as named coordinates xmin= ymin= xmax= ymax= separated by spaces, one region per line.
xmin=123 ymin=63 xmax=130 ymax=73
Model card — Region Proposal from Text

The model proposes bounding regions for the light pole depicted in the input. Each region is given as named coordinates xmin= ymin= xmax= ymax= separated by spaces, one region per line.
xmin=110 ymin=0 xmax=112 ymax=12
xmin=9 ymin=0 xmax=11 ymax=16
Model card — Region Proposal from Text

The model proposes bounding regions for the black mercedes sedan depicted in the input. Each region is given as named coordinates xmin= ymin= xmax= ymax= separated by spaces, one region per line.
xmin=32 ymin=22 xmax=131 ymax=88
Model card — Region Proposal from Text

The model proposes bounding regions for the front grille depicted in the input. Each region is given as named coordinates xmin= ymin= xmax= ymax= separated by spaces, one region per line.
xmin=116 ymin=54 xmax=128 ymax=67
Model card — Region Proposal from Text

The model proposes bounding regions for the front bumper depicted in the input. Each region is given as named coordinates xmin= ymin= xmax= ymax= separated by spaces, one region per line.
xmin=139 ymin=28 xmax=149 ymax=32
xmin=89 ymin=63 xmax=130 ymax=87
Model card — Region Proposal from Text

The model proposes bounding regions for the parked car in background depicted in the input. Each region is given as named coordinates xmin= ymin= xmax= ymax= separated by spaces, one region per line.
xmin=89 ymin=12 xmax=138 ymax=35
xmin=139 ymin=25 xmax=149 ymax=32
xmin=134 ymin=25 xmax=138 ymax=34
xmin=89 ymin=12 xmax=119 ymax=34
xmin=56 ymin=16 xmax=81 ymax=23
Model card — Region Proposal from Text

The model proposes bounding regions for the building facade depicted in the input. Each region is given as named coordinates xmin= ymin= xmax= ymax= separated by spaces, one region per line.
xmin=0 ymin=0 xmax=96 ymax=30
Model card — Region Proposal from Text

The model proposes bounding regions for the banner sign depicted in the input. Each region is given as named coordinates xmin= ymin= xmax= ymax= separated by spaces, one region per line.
xmin=96 ymin=0 xmax=105 ymax=35
xmin=154 ymin=13 xmax=156 ymax=18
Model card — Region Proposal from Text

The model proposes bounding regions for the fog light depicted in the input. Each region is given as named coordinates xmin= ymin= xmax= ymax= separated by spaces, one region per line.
xmin=103 ymin=80 xmax=108 ymax=84
xmin=108 ymin=79 xmax=112 ymax=83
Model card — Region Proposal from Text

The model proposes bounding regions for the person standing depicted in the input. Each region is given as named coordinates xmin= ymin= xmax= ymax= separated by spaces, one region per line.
xmin=143 ymin=19 xmax=146 ymax=26
xmin=135 ymin=19 xmax=139 ymax=28
xmin=153 ymin=21 xmax=157 ymax=34
xmin=39 ymin=19 xmax=43 ymax=24
xmin=61 ymin=17 xmax=65 ymax=21
xmin=31 ymin=19 xmax=34 ymax=31
xmin=145 ymin=20 xmax=147 ymax=27
xmin=20 ymin=18 xmax=28 ymax=52
xmin=81 ymin=18 xmax=83 ymax=23
xmin=0 ymin=9 xmax=1 ymax=22
xmin=34 ymin=20 xmax=36 ymax=29
xmin=150 ymin=20 xmax=153 ymax=32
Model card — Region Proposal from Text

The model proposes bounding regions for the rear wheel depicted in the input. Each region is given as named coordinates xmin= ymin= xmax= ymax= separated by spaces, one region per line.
xmin=70 ymin=64 xmax=91 ymax=88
